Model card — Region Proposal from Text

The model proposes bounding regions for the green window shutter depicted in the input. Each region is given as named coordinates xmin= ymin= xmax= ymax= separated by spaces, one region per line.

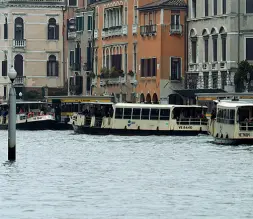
xmin=81 ymin=16 xmax=84 ymax=31
xmin=76 ymin=17 xmax=79 ymax=31
xmin=88 ymin=16 xmax=92 ymax=31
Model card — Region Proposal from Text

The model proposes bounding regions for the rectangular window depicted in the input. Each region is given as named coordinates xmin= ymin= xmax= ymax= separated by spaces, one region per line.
xmin=192 ymin=41 xmax=197 ymax=63
xmin=213 ymin=38 xmax=217 ymax=61
xmin=87 ymin=42 xmax=92 ymax=70
xmin=222 ymin=37 xmax=226 ymax=61
xmin=88 ymin=15 xmax=93 ymax=31
xmin=132 ymin=108 xmax=141 ymax=120
xmin=141 ymin=108 xmax=150 ymax=120
xmin=2 ymin=60 xmax=7 ymax=76
xmin=68 ymin=0 xmax=77 ymax=6
xmin=76 ymin=16 xmax=84 ymax=31
xmin=123 ymin=108 xmax=132 ymax=119
xmin=150 ymin=108 xmax=159 ymax=120
xmin=170 ymin=57 xmax=181 ymax=80
xmin=141 ymin=59 xmax=145 ymax=77
xmin=204 ymin=39 xmax=209 ymax=62
xmin=246 ymin=38 xmax=253 ymax=60
xmin=152 ymin=58 xmax=157 ymax=76
xmin=69 ymin=50 xmax=74 ymax=67
xmin=4 ymin=18 xmax=8 ymax=39
xmin=222 ymin=0 xmax=226 ymax=14
xmin=160 ymin=109 xmax=170 ymax=120
xmin=115 ymin=108 xmax=123 ymax=119
xmin=246 ymin=0 xmax=253 ymax=13
xmin=147 ymin=58 xmax=151 ymax=77
xmin=205 ymin=0 xmax=209 ymax=16
xmin=213 ymin=0 xmax=217 ymax=15
xmin=3 ymin=86 xmax=6 ymax=100
xmin=192 ymin=0 xmax=196 ymax=18
xmin=134 ymin=6 xmax=138 ymax=24
xmin=171 ymin=14 xmax=180 ymax=30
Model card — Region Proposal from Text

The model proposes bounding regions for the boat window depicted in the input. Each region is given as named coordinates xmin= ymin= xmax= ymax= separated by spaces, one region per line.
xmin=141 ymin=108 xmax=150 ymax=120
xmin=160 ymin=109 xmax=170 ymax=120
xmin=115 ymin=108 xmax=123 ymax=119
xmin=123 ymin=108 xmax=132 ymax=119
xmin=150 ymin=108 xmax=159 ymax=120
xmin=132 ymin=108 xmax=141 ymax=120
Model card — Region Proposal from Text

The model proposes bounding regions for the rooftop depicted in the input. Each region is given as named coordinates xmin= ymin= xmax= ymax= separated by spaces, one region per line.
xmin=138 ymin=0 xmax=187 ymax=11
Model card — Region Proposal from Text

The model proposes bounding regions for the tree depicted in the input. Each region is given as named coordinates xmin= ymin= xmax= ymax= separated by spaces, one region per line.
xmin=234 ymin=60 xmax=253 ymax=92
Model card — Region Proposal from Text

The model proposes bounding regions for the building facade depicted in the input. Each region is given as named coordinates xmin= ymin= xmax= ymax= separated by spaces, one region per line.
xmin=67 ymin=6 xmax=94 ymax=96
xmin=186 ymin=0 xmax=253 ymax=92
xmin=137 ymin=0 xmax=187 ymax=104
xmin=0 ymin=0 xmax=66 ymax=100
xmin=91 ymin=0 xmax=139 ymax=102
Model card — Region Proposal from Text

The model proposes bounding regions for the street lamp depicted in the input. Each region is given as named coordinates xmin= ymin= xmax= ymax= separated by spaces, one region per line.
xmin=19 ymin=92 xmax=22 ymax=100
xmin=8 ymin=65 xmax=17 ymax=161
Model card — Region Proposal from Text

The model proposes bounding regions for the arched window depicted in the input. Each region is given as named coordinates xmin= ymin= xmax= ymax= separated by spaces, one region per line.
xmin=211 ymin=28 xmax=218 ymax=62
xmin=14 ymin=54 xmax=23 ymax=77
xmin=202 ymin=29 xmax=209 ymax=63
xmin=190 ymin=29 xmax=197 ymax=63
xmin=48 ymin=18 xmax=59 ymax=40
xmin=219 ymin=26 xmax=227 ymax=61
xmin=47 ymin=55 xmax=58 ymax=76
xmin=15 ymin=17 xmax=24 ymax=40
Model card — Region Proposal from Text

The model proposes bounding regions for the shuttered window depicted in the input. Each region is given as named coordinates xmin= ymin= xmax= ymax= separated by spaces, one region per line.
xmin=87 ymin=16 xmax=92 ymax=31
xmin=76 ymin=16 xmax=84 ymax=31
xmin=2 ymin=60 xmax=7 ymax=76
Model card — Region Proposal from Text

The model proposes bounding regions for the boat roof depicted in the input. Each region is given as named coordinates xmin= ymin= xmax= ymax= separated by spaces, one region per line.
xmin=115 ymin=103 xmax=207 ymax=109
xmin=0 ymin=101 xmax=46 ymax=106
xmin=217 ymin=100 xmax=253 ymax=108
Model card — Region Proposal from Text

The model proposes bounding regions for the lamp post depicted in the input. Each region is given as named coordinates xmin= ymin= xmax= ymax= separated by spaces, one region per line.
xmin=19 ymin=92 xmax=22 ymax=100
xmin=8 ymin=66 xmax=17 ymax=161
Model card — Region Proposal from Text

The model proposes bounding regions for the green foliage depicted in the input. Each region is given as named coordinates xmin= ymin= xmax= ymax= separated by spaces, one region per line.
xmin=234 ymin=60 xmax=253 ymax=92
xmin=24 ymin=90 xmax=41 ymax=100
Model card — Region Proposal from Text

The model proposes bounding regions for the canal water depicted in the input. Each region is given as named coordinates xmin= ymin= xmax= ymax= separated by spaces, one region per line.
xmin=0 ymin=131 xmax=253 ymax=219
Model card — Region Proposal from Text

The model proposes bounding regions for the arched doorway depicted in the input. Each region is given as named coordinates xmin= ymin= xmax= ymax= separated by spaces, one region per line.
xmin=14 ymin=54 xmax=23 ymax=76
xmin=168 ymin=94 xmax=183 ymax=105
xmin=152 ymin=93 xmax=158 ymax=104
xmin=146 ymin=93 xmax=151 ymax=103
xmin=140 ymin=93 xmax=145 ymax=103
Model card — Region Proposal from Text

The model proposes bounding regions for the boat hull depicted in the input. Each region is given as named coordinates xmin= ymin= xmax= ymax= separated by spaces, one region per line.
xmin=0 ymin=121 xmax=72 ymax=131
xmin=214 ymin=137 xmax=253 ymax=145
xmin=73 ymin=125 xmax=208 ymax=136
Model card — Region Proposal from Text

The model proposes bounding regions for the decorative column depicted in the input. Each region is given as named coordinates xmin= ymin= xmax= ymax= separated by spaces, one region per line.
xmin=197 ymin=72 xmax=203 ymax=89
xmin=218 ymin=71 xmax=222 ymax=89
xmin=208 ymin=71 xmax=212 ymax=89
xmin=104 ymin=49 xmax=107 ymax=68
xmin=226 ymin=70 xmax=230 ymax=85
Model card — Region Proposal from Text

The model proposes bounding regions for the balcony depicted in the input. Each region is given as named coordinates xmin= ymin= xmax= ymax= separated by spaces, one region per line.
xmin=13 ymin=39 xmax=26 ymax=48
xmin=169 ymin=24 xmax=183 ymax=35
xmin=101 ymin=26 xmax=126 ymax=38
xmin=94 ymin=29 xmax=98 ymax=39
xmin=68 ymin=31 xmax=76 ymax=40
xmin=140 ymin=25 xmax=157 ymax=36
xmin=13 ymin=76 xmax=26 ymax=86
xmin=132 ymin=24 xmax=138 ymax=35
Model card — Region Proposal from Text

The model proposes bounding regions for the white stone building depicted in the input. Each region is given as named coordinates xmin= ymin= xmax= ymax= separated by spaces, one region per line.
xmin=186 ymin=0 xmax=253 ymax=92
xmin=0 ymin=0 xmax=65 ymax=101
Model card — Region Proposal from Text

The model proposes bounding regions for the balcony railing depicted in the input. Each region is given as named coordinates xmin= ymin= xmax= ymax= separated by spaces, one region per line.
xmin=101 ymin=25 xmax=127 ymax=38
xmin=68 ymin=31 xmax=76 ymax=40
xmin=13 ymin=39 xmax=26 ymax=48
xmin=170 ymin=24 xmax=183 ymax=35
xmin=140 ymin=25 xmax=157 ymax=36
xmin=13 ymin=76 xmax=26 ymax=86
xmin=132 ymin=24 xmax=137 ymax=34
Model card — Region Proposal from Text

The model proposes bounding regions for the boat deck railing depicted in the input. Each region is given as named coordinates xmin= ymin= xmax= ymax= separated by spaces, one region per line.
xmin=176 ymin=118 xmax=208 ymax=126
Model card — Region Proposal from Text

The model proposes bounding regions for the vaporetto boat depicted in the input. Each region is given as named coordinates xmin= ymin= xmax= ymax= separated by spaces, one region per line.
xmin=0 ymin=101 xmax=56 ymax=130
xmin=208 ymin=98 xmax=253 ymax=145
xmin=71 ymin=103 xmax=208 ymax=136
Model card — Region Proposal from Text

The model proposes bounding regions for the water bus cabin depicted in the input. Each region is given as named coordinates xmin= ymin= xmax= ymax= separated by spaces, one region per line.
xmin=45 ymin=95 xmax=113 ymax=130
xmin=0 ymin=101 xmax=55 ymax=130
xmin=72 ymin=103 xmax=208 ymax=136
xmin=209 ymin=98 xmax=253 ymax=145
xmin=196 ymin=92 xmax=253 ymax=117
